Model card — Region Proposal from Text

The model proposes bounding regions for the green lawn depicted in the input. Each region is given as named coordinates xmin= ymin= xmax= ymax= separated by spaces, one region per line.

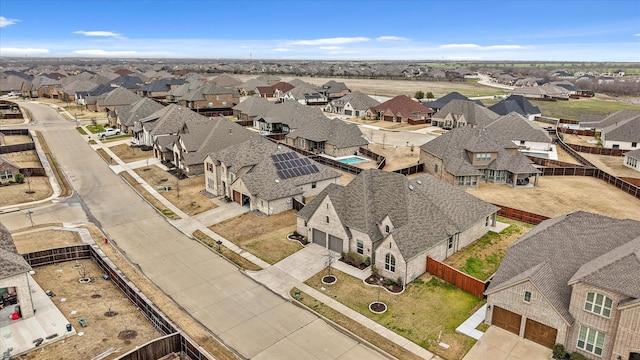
xmin=76 ymin=127 xmax=87 ymax=135
xmin=303 ymin=269 xmax=483 ymax=360
xmin=102 ymin=134 xmax=131 ymax=142
xmin=444 ymin=217 xmax=533 ymax=281
xmin=533 ymin=96 xmax=640 ymax=120
xmin=85 ymin=124 xmax=106 ymax=134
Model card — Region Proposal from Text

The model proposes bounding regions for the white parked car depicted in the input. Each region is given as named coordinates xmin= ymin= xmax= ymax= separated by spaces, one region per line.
xmin=98 ymin=128 xmax=121 ymax=138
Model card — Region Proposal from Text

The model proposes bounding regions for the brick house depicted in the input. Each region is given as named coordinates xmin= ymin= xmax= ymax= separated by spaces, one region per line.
xmin=0 ymin=155 xmax=21 ymax=184
xmin=296 ymin=169 xmax=498 ymax=285
xmin=485 ymin=212 xmax=640 ymax=359
xmin=366 ymin=95 xmax=434 ymax=123
xmin=0 ymin=222 xmax=34 ymax=320
xmin=325 ymin=91 xmax=380 ymax=117
xmin=431 ymin=99 xmax=500 ymax=129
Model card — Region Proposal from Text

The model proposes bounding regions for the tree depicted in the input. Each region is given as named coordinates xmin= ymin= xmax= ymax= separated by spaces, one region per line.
xmin=426 ymin=92 xmax=435 ymax=100
xmin=414 ymin=90 xmax=425 ymax=100
xmin=14 ymin=173 xmax=24 ymax=184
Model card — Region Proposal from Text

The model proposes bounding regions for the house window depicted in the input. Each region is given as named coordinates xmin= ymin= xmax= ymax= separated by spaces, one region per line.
xmin=627 ymin=157 xmax=638 ymax=167
xmin=458 ymin=177 xmax=464 ymax=186
xmin=584 ymin=292 xmax=613 ymax=318
xmin=222 ymin=101 xmax=227 ymax=107
xmin=385 ymin=225 xmax=390 ymax=234
xmin=520 ymin=140 xmax=526 ymax=145
xmin=447 ymin=237 xmax=453 ymax=249
xmin=304 ymin=220 xmax=307 ymax=227
xmin=326 ymin=216 xmax=330 ymax=223
xmin=476 ymin=153 xmax=491 ymax=161
xmin=208 ymin=102 xmax=213 ymax=107
xmin=0 ymin=169 xmax=13 ymax=180
xmin=434 ymin=164 xmax=439 ymax=173
xmin=577 ymin=325 xmax=605 ymax=356
xmin=299 ymin=139 xmax=305 ymax=148
xmin=385 ymin=253 xmax=395 ymax=272
xmin=216 ymin=95 xmax=220 ymax=101
xmin=356 ymin=240 xmax=364 ymax=254
xmin=311 ymin=182 xmax=317 ymax=189
xmin=524 ymin=291 xmax=532 ymax=303
xmin=632 ymin=142 xmax=638 ymax=147
xmin=486 ymin=216 xmax=490 ymax=226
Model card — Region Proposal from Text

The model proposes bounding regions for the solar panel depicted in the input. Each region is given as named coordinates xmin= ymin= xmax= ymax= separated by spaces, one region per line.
xmin=272 ymin=151 xmax=321 ymax=180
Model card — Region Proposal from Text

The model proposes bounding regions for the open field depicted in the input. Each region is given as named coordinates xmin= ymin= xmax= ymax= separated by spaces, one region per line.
xmin=209 ymin=210 xmax=301 ymax=264
xmin=533 ymin=95 xmax=640 ymax=120
xmin=467 ymin=176 xmax=640 ymax=221
xmin=303 ymin=269 xmax=482 ymax=360
xmin=444 ymin=218 xmax=533 ymax=280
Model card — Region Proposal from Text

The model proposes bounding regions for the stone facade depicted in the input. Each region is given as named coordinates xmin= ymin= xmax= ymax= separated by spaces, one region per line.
xmin=612 ymin=302 xmax=640 ymax=360
xmin=419 ymin=151 xmax=462 ymax=187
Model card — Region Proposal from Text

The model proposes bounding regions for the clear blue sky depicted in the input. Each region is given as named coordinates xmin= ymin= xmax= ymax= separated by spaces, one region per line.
xmin=1 ymin=0 xmax=639 ymax=61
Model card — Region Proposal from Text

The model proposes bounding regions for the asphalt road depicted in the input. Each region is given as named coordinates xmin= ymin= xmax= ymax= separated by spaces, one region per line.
xmin=15 ymin=102 xmax=390 ymax=360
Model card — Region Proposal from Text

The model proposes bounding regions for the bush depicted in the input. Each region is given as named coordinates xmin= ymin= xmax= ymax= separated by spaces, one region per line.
xmin=371 ymin=265 xmax=378 ymax=276
xmin=342 ymin=251 xmax=363 ymax=266
xmin=570 ymin=352 xmax=588 ymax=360
xmin=384 ymin=278 xmax=394 ymax=286
xmin=14 ymin=173 xmax=24 ymax=184
xmin=552 ymin=344 xmax=566 ymax=359
xmin=364 ymin=257 xmax=371 ymax=266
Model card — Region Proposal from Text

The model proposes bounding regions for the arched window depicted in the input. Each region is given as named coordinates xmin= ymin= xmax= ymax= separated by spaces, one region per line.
xmin=385 ymin=225 xmax=390 ymax=234
xmin=385 ymin=253 xmax=395 ymax=272
xmin=584 ymin=292 xmax=613 ymax=317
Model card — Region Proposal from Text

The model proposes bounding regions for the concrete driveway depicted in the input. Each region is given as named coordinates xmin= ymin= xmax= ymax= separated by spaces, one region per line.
xmin=462 ymin=326 xmax=552 ymax=360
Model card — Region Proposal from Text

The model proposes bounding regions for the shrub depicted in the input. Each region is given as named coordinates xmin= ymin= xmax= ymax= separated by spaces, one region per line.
xmin=552 ymin=344 xmax=566 ymax=359
xmin=384 ymin=278 xmax=394 ymax=286
xmin=570 ymin=352 xmax=587 ymax=360
xmin=364 ymin=257 xmax=371 ymax=266
xmin=397 ymin=277 xmax=403 ymax=286
xmin=14 ymin=173 xmax=24 ymax=184
xmin=342 ymin=251 xmax=363 ymax=266
xmin=371 ymin=265 xmax=378 ymax=276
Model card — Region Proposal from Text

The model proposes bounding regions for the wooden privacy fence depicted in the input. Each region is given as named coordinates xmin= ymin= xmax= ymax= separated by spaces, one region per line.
xmin=393 ymin=163 xmax=424 ymax=176
xmin=22 ymin=245 xmax=215 ymax=360
xmin=19 ymin=167 xmax=47 ymax=176
xmin=0 ymin=128 xmax=29 ymax=136
xmin=426 ymin=257 xmax=486 ymax=299
xmin=492 ymin=204 xmax=550 ymax=225
xmin=0 ymin=142 xmax=35 ymax=154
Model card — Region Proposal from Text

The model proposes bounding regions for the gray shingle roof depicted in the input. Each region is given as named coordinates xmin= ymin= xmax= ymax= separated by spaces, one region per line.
xmin=97 ymin=87 xmax=143 ymax=107
xmin=433 ymin=99 xmax=499 ymax=127
xmin=486 ymin=112 xmax=552 ymax=143
xmin=329 ymin=91 xmax=380 ymax=111
xmin=486 ymin=212 xmax=640 ymax=324
xmin=602 ymin=115 xmax=640 ymax=143
xmin=297 ymin=169 xmax=498 ymax=260
xmin=0 ymin=222 xmax=32 ymax=279
xmin=141 ymin=104 xmax=210 ymax=137
xmin=116 ymin=97 xmax=164 ymax=127
xmin=580 ymin=110 xmax=640 ymax=129
xmin=420 ymin=127 xmax=538 ymax=176
xmin=625 ymin=148 xmax=640 ymax=159
xmin=232 ymin=96 xmax=276 ymax=117
xmin=428 ymin=92 xmax=483 ymax=110
xmin=286 ymin=116 xmax=368 ymax=149
xmin=488 ymin=95 xmax=541 ymax=117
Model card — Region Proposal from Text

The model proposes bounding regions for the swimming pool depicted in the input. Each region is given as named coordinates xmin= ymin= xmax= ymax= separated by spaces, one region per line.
xmin=520 ymin=151 xmax=549 ymax=159
xmin=337 ymin=156 xmax=370 ymax=164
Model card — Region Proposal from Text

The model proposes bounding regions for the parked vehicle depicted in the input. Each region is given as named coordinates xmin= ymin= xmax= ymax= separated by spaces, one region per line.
xmin=98 ymin=128 xmax=121 ymax=138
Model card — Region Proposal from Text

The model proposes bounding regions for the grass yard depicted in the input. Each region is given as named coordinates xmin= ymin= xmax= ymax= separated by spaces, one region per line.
xmin=0 ymin=177 xmax=53 ymax=207
xmin=209 ymin=210 xmax=301 ymax=264
xmin=76 ymin=127 xmax=87 ymax=135
xmin=444 ymin=218 xmax=533 ymax=281
xmin=85 ymin=124 xmax=106 ymax=134
xmin=303 ymin=269 xmax=482 ymax=360
xmin=12 ymin=228 xmax=82 ymax=253
xmin=133 ymin=166 xmax=216 ymax=216
xmin=120 ymin=172 xmax=180 ymax=220
xmin=102 ymin=134 xmax=132 ymax=142
xmin=2 ymin=135 xmax=31 ymax=145
xmin=192 ymin=230 xmax=262 ymax=271
xmin=108 ymin=143 xmax=153 ymax=163
xmin=532 ymin=95 xmax=640 ymax=120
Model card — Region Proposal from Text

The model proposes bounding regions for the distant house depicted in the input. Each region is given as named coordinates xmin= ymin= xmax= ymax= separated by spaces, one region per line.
xmin=511 ymin=84 xmax=570 ymax=100
xmin=256 ymin=82 xmax=294 ymax=99
xmin=579 ymin=110 xmax=640 ymax=150
xmin=431 ymin=99 xmax=500 ymax=129
xmin=320 ymin=80 xmax=350 ymax=100
xmin=485 ymin=211 xmax=640 ymax=358
xmin=133 ymin=104 xmax=208 ymax=149
xmin=420 ymin=127 xmax=541 ymax=188
xmin=426 ymin=92 xmax=483 ymax=112
xmin=0 ymin=155 xmax=21 ymax=184
xmin=0 ymin=222 xmax=35 ymax=320
xmin=204 ymin=138 xmax=341 ymax=215
xmin=115 ymin=97 xmax=164 ymax=134
xmin=623 ymin=148 xmax=640 ymax=172
xmin=137 ymin=78 xmax=186 ymax=102
xmin=94 ymin=87 xmax=143 ymax=113
xmin=325 ymin=91 xmax=380 ymax=117
xmin=177 ymin=83 xmax=239 ymax=116
xmin=366 ymin=95 xmax=434 ymax=123
xmin=232 ymin=96 xmax=275 ymax=121
xmin=296 ymin=169 xmax=498 ymax=285
xmin=282 ymin=83 xmax=327 ymax=106
xmin=488 ymin=95 xmax=541 ymax=120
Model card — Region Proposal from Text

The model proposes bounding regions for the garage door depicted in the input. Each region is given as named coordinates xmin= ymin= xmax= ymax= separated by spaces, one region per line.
xmin=232 ymin=190 xmax=241 ymax=204
xmin=312 ymin=229 xmax=326 ymax=247
xmin=328 ymin=235 xmax=343 ymax=253
xmin=492 ymin=306 xmax=522 ymax=336
xmin=524 ymin=319 xmax=557 ymax=349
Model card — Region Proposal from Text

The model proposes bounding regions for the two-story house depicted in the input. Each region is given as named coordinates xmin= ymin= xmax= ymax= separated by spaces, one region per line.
xmin=431 ymin=99 xmax=500 ymax=129
xmin=325 ymin=91 xmax=380 ymax=117
xmin=485 ymin=212 xmax=640 ymax=359
xmin=296 ymin=169 xmax=499 ymax=285
xmin=178 ymin=83 xmax=239 ymax=116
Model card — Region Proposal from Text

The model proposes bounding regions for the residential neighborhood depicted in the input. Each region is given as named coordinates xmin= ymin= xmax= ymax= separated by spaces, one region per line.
xmin=1 ymin=56 xmax=639 ymax=360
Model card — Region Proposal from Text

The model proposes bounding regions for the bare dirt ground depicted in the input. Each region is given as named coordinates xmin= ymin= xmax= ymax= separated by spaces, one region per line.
xmin=561 ymin=133 xmax=598 ymax=146
xmin=0 ymin=177 xmax=53 ymax=207
xmin=133 ymin=166 xmax=216 ymax=216
xmin=12 ymin=228 xmax=82 ymax=253
xmin=0 ymin=118 xmax=25 ymax=125
xmin=467 ymin=176 xmax=640 ymax=221
xmin=555 ymin=145 xmax=582 ymax=164
xmin=2 ymin=150 xmax=42 ymax=168
xmin=108 ymin=144 xmax=154 ymax=163
xmin=580 ymin=153 xmax=640 ymax=178
xmin=2 ymin=135 xmax=32 ymax=145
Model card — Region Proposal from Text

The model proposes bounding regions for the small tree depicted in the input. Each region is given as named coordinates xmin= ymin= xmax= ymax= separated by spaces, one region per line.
xmin=414 ymin=90 xmax=425 ymax=100
xmin=14 ymin=173 xmax=25 ymax=184
xmin=426 ymin=92 xmax=435 ymax=100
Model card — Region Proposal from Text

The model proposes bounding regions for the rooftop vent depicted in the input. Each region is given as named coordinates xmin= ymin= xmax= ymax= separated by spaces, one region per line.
xmin=408 ymin=185 xmax=414 ymax=191
xmin=416 ymin=180 xmax=422 ymax=185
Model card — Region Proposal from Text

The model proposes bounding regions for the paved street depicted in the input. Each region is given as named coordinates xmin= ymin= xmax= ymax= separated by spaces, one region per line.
xmin=8 ymin=102 xmax=393 ymax=360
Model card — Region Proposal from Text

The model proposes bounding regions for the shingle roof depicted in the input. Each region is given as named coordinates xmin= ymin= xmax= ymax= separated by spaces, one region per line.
xmin=211 ymin=73 xmax=242 ymax=88
xmin=370 ymin=95 xmax=434 ymax=119
xmin=141 ymin=104 xmax=210 ymax=136
xmin=116 ymin=97 xmax=164 ymax=127
xmin=486 ymin=212 xmax=640 ymax=324
xmin=232 ymin=96 xmax=275 ymax=117
xmin=0 ymin=222 xmax=32 ymax=279
xmin=260 ymin=101 xmax=324 ymax=127
xmin=580 ymin=110 xmax=640 ymax=129
xmin=298 ymin=170 xmax=497 ymax=259
xmin=601 ymin=115 xmax=640 ymax=142
xmin=138 ymin=78 xmax=186 ymax=92
xmin=286 ymin=116 xmax=368 ymax=148
xmin=0 ymin=155 xmax=20 ymax=170
xmin=420 ymin=127 xmax=538 ymax=176
xmin=329 ymin=91 xmax=380 ymax=111
xmin=486 ymin=112 xmax=552 ymax=143
xmin=433 ymin=99 xmax=500 ymax=127
xmin=625 ymin=148 xmax=640 ymax=159
xmin=427 ymin=92 xmax=483 ymax=110
xmin=97 ymin=87 xmax=143 ymax=107
xmin=488 ymin=95 xmax=541 ymax=117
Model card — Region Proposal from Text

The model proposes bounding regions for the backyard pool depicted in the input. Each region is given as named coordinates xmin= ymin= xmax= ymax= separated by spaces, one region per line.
xmin=520 ymin=151 xmax=549 ymax=159
xmin=337 ymin=156 xmax=370 ymax=164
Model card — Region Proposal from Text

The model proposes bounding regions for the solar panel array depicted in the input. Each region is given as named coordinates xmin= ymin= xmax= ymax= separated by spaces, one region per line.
xmin=271 ymin=152 xmax=320 ymax=180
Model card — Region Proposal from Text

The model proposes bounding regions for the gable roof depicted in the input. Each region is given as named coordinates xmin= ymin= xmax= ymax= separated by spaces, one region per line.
xmin=420 ymin=127 xmax=539 ymax=176
xmin=579 ymin=110 xmax=640 ymax=129
xmin=625 ymin=148 xmax=640 ymax=160
xmin=138 ymin=78 xmax=186 ymax=92
xmin=330 ymin=91 xmax=380 ymax=111
xmin=0 ymin=155 xmax=21 ymax=170
xmin=369 ymin=95 xmax=434 ymax=119
xmin=115 ymin=97 xmax=165 ymax=127
xmin=428 ymin=92 xmax=483 ymax=110
xmin=0 ymin=222 xmax=32 ymax=279
xmin=286 ymin=116 xmax=368 ymax=148
xmin=488 ymin=95 xmax=541 ymax=117
xmin=487 ymin=212 xmax=640 ymax=324
xmin=486 ymin=112 xmax=552 ymax=143
xmin=602 ymin=115 xmax=640 ymax=142
xmin=211 ymin=73 xmax=242 ymax=88
xmin=97 ymin=87 xmax=143 ymax=107
xmin=140 ymin=104 xmax=210 ymax=136
xmin=298 ymin=169 xmax=498 ymax=259
xmin=232 ymin=96 xmax=275 ymax=117
xmin=433 ymin=99 xmax=500 ymax=127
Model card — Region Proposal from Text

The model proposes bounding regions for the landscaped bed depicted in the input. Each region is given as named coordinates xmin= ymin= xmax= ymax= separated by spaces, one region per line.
xmin=444 ymin=217 xmax=533 ymax=281
xmin=302 ymin=268 xmax=483 ymax=360
xmin=209 ymin=210 xmax=301 ymax=264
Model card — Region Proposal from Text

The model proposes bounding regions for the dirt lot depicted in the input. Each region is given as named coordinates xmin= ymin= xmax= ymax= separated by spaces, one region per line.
xmin=467 ymin=176 xmax=640 ymax=221
xmin=580 ymin=153 xmax=640 ymax=178
xmin=2 ymin=135 xmax=32 ymax=145
xmin=2 ymin=150 xmax=41 ymax=168
xmin=0 ymin=177 xmax=53 ymax=207
xmin=0 ymin=117 xmax=25 ymax=125
xmin=108 ymin=144 xmax=154 ymax=163
xmin=133 ymin=166 xmax=216 ymax=216
xmin=12 ymin=228 xmax=82 ymax=253
xmin=366 ymin=143 xmax=422 ymax=170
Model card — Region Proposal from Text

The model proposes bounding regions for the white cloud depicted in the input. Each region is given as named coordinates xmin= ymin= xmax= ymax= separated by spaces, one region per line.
xmin=439 ymin=43 xmax=527 ymax=50
xmin=273 ymin=48 xmax=291 ymax=52
xmin=73 ymin=30 xmax=122 ymax=38
xmin=376 ymin=36 xmax=409 ymax=42
xmin=72 ymin=49 xmax=137 ymax=56
xmin=635 ymin=33 xmax=640 ymax=37
xmin=288 ymin=37 xmax=370 ymax=46
xmin=0 ymin=16 xmax=19 ymax=27
xmin=0 ymin=47 xmax=49 ymax=55
xmin=319 ymin=46 xmax=342 ymax=50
